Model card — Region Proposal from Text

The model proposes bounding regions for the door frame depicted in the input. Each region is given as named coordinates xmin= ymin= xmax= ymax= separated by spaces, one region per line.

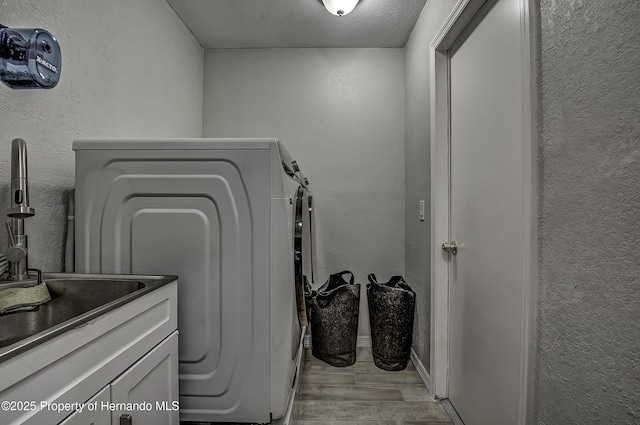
xmin=428 ymin=0 xmax=537 ymax=423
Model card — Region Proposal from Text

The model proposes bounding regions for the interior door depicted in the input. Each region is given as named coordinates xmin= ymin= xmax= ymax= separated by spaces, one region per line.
xmin=447 ymin=0 xmax=525 ymax=424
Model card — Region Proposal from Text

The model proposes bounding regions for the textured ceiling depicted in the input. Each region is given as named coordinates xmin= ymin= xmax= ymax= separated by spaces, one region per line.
xmin=165 ymin=0 xmax=428 ymax=48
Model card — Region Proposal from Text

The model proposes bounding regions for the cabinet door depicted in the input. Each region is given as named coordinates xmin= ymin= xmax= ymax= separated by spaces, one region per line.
xmin=110 ymin=332 xmax=179 ymax=425
xmin=58 ymin=386 xmax=110 ymax=425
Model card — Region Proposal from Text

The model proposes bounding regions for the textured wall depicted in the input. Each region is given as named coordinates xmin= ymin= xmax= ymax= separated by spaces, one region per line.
xmin=536 ymin=0 xmax=640 ymax=423
xmin=0 ymin=0 xmax=204 ymax=272
xmin=404 ymin=0 xmax=457 ymax=373
xmin=202 ymin=48 xmax=405 ymax=339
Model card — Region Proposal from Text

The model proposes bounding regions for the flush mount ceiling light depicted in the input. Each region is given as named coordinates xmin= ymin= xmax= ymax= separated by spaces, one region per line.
xmin=322 ymin=0 xmax=359 ymax=17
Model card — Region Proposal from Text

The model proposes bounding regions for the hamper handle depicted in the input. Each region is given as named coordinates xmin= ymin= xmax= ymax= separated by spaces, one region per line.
xmin=335 ymin=270 xmax=354 ymax=285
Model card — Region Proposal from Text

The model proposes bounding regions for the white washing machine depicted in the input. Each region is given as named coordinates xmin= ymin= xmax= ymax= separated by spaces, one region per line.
xmin=73 ymin=138 xmax=314 ymax=423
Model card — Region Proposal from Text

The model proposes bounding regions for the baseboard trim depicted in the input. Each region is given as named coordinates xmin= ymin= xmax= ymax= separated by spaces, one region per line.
xmin=441 ymin=398 xmax=466 ymax=425
xmin=409 ymin=349 xmax=465 ymax=425
xmin=303 ymin=335 xmax=372 ymax=348
xmin=410 ymin=348 xmax=432 ymax=396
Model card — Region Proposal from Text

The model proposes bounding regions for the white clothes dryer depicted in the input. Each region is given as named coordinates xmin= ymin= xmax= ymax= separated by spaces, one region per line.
xmin=73 ymin=138 xmax=313 ymax=423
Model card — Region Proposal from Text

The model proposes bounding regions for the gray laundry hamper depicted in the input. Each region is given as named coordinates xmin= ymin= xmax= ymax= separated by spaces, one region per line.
xmin=306 ymin=271 xmax=360 ymax=367
xmin=367 ymin=273 xmax=415 ymax=371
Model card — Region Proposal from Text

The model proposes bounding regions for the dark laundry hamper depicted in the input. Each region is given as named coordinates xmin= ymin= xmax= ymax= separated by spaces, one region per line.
xmin=367 ymin=273 xmax=416 ymax=371
xmin=306 ymin=271 xmax=360 ymax=367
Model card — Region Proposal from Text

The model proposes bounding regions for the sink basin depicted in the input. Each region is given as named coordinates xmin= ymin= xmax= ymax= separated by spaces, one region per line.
xmin=0 ymin=273 xmax=177 ymax=363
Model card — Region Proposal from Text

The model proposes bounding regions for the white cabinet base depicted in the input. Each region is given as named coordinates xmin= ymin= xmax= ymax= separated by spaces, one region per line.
xmin=0 ymin=280 xmax=178 ymax=425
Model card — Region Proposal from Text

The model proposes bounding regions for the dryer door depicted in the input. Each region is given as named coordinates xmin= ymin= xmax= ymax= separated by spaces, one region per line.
xmin=293 ymin=186 xmax=310 ymax=328
xmin=306 ymin=192 xmax=316 ymax=286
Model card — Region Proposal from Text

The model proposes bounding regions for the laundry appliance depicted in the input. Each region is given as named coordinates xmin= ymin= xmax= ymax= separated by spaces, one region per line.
xmin=73 ymin=138 xmax=315 ymax=423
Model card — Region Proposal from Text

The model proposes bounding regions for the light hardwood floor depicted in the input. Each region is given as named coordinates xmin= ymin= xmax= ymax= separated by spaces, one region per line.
xmin=291 ymin=348 xmax=453 ymax=425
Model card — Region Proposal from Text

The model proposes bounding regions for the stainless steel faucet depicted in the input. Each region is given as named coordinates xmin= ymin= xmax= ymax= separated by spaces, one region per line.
xmin=6 ymin=138 xmax=35 ymax=280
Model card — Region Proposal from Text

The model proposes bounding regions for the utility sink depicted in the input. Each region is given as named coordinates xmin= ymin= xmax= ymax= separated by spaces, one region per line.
xmin=0 ymin=273 xmax=177 ymax=363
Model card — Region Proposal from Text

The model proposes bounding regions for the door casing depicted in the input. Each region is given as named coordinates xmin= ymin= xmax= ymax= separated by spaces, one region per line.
xmin=428 ymin=0 xmax=537 ymax=424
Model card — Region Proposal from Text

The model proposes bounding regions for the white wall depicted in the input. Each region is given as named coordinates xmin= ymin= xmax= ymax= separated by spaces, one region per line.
xmin=404 ymin=0 xmax=457 ymax=372
xmin=203 ymin=48 xmax=405 ymax=339
xmin=0 ymin=0 xmax=204 ymax=272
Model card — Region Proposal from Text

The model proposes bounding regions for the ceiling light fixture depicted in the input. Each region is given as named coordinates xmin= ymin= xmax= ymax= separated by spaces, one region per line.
xmin=321 ymin=0 xmax=359 ymax=17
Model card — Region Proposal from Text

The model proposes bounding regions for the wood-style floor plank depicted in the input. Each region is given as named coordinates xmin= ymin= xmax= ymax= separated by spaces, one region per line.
xmin=354 ymin=370 xmax=425 ymax=386
xmin=302 ymin=385 xmax=405 ymax=402
xmin=305 ymin=357 xmax=417 ymax=374
xmin=400 ymin=386 xmax=434 ymax=402
xmin=293 ymin=348 xmax=452 ymax=424
xmin=302 ymin=371 xmax=356 ymax=386
xmin=291 ymin=421 xmax=452 ymax=425
xmin=293 ymin=400 xmax=450 ymax=422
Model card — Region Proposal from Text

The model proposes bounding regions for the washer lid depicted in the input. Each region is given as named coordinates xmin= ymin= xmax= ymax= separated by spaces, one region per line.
xmin=72 ymin=138 xmax=278 ymax=151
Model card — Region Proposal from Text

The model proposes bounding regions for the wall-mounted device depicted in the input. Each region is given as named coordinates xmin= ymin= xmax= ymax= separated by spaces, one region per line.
xmin=0 ymin=25 xmax=61 ymax=89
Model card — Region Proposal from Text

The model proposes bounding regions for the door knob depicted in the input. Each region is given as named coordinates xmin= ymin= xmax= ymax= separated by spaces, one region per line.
xmin=442 ymin=240 xmax=459 ymax=255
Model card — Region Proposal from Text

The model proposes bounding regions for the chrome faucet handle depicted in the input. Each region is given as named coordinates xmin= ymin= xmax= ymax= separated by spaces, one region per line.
xmin=6 ymin=246 xmax=27 ymax=263
xmin=6 ymin=222 xmax=16 ymax=246
xmin=5 ymin=222 xmax=26 ymax=262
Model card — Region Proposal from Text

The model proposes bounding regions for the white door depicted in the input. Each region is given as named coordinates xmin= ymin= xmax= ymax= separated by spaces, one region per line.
xmin=446 ymin=0 xmax=527 ymax=424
